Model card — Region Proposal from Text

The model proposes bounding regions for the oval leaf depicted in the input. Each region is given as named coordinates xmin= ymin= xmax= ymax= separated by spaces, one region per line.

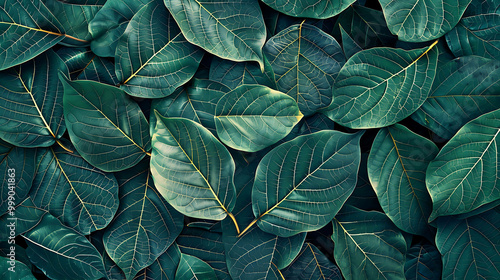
xmin=175 ymin=253 xmax=217 ymax=280
xmin=261 ymin=0 xmax=355 ymax=19
xmin=405 ymin=241 xmax=442 ymax=280
xmin=209 ymin=56 xmax=276 ymax=90
xmin=281 ymin=243 xmax=342 ymax=280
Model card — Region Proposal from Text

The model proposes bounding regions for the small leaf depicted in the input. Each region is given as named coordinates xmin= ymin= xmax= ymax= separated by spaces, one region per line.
xmin=261 ymin=0 xmax=355 ymax=19
xmin=281 ymin=243 xmax=342 ymax=280
xmin=175 ymin=253 xmax=217 ymax=280
xmin=339 ymin=25 xmax=362 ymax=59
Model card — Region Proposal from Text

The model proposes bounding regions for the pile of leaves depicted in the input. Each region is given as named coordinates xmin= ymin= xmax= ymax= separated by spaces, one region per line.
xmin=1 ymin=0 xmax=499 ymax=279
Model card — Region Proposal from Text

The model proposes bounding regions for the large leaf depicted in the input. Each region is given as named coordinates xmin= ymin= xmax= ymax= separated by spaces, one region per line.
xmin=215 ymin=85 xmax=303 ymax=152
xmin=264 ymin=23 xmax=345 ymax=116
xmin=281 ymin=243 xmax=342 ymax=280
xmin=368 ymin=124 xmax=438 ymax=238
xmin=412 ymin=56 xmax=500 ymax=139
xmin=379 ymin=0 xmax=472 ymax=42
xmin=209 ymin=56 xmax=276 ymax=90
xmin=134 ymin=243 xmax=181 ymax=280
xmin=23 ymin=213 xmax=106 ymax=280
xmin=426 ymin=108 xmax=500 ymax=221
xmin=405 ymin=241 xmax=442 ymax=280
xmin=251 ymin=130 xmax=362 ymax=237
xmin=332 ymin=206 xmax=407 ymax=280
xmin=0 ymin=50 xmax=68 ymax=147
xmin=30 ymin=143 xmax=119 ymax=234
xmin=175 ymin=253 xmax=217 ymax=280
xmin=436 ymin=207 xmax=500 ymax=279
xmin=61 ymin=78 xmax=151 ymax=172
xmin=0 ymin=0 xmax=65 ymax=70
xmin=325 ymin=42 xmax=438 ymax=129
xmin=164 ymin=0 xmax=266 ymax=68
xmin=261 ymin=0 xmax=355 ymax=19
xmin=103 ymin=160 xmax=184 ymax=280
xmin=150 ymin=115 xmax=236 ymax=221
xmin=115 ymin=2 xmax=203 ymax=98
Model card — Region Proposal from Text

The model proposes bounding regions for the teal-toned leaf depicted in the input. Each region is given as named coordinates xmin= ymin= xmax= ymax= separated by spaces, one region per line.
xmin=103 ymin=159 xmax=184 ymax=280
xmin=0 ymin=0 xmax=64 ymax=70
xmin=215 ymin=85 xmax=303 ymax=152
xmin=252 ymin=130 xmax=362 ymax=237
xmin=116 ymin=2 xmax=203 ymax=98
xmin=150 ymin=115 xmax=236 ymax=220
xmin=464 ymin=0 xmax=499 ymax=16
xmin=175 ymin=253 xmax=217 ymax=280
xmin=427 ymin=108 xmax=500 ymax=221
xmin=88 ymin=0 xmax=151 ymax=57
xmin=61 ymin=78 xmax=151 ymax=172
xmin=379 ymin=0 xmax=472 ymax=42
xmin=332 ymin=206 xmax=407 ymax=280
xmin=134 ymin=243 xmax=181 ymax=280
xmin=340 ymin=25 xmax=362 ymax=59
xmin=282 ymin=243 xmax=342 ymax=280
xmin=261 ymin=0 xmax=355 ymax=19
xmin=405 ymin=241 xmax=442 ymax=280
xmin=262 ymin=5 xmax=323 ymax=37
xmin=150 ymin=79 xmax=230 ymax=135
xmin=446 ymin=13 xmax=500 ymax=59
xmin=30 ymin=142 xmax=119 ymax=234
xmin=285 ymin=113 xmax=336 ymax=141
xmin=0 ymin=140 xmax=36 ymax=215
xmin=325 ymin=42 xmax=438 ymax=129
xmin=23 ymin=213 xmax=106 ymax=280
xmin=0 ymin=198 xmax=47 ymax=241
xmin=89 ymin=231 xmax=127 ymax=280
xmin=0 ymin=257 xmax=36 ymax=280
xmin=345 ymin=153 xmax=381 ymax=211
xmin=57 ymin=47 xmax=118 ymax=84
xmin=0 ymin=49 xmax=68 ymax=147
xmin=436 ymin=208 xmax=500 ymax=279
xmin=209 ymin=56 xmax=276 ymax=90
xmin=368 ymin=124 xmax=438 ymax=238
xmin=264 ymin=23 xmax=345 ymax=116
xmin=412 ymin=56 xmax=500 ymax=139
xmin=164 ymin=0 xmax=266 ymax=68
xmin=0 ymin=242 xmax=32 ymax=269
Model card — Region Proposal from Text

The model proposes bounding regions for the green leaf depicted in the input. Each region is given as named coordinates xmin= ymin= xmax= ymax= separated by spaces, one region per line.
xmin=436 ymin=208 xmax=500 ymax=279
xmin=209 ymin=56 xmax=276 ymax=90
xmin=412 ymin=56 xmax=500 ymax=139
xmin=134 ymin=243 xmax=181 ymax=280
xmin=150 ymin=79 xmax=230 ymax=135
xmin=103 ymin=159 xmax=184 ymax=280
xmin=115 ymin=2 xmax=203 ymax=98
xmin=150 ymin=115 xmax=236 ymax=221
xmin=405 ymin=241 xmax=442 ymax=280
xmin=325 ymin=42 xmax=438 ymax=129
xmin=379 ymin=0 xmax=472 ymax=42
xmin=339 ymin=25 xmax=362 ymax=59
xmin=426 ymin=108 xmax=500 ymax=221
xmin=61 ymin=78 xmax=151 ymax=172
xmin=446 ymin=13 xmax=500 ymax=60
xmin=88 ymin=0 xmax=151 ymax=57
xmin=30 ymin=143 xmax=119 ymax=235
xmin=332 ymin=206 xmax=407 ymax=280
xmin=0 ymin=257 xmax=36 ymax=280
xmin=281 ymin=243 xmax=342 ymax=280
xmin=164 ymin=0 xmax=266 ymax=68
xmin=463 ymin=0 xmax=499 ymax=16
xmin=57 ymin=47 xmax=118 ymax=84
xmin=368 ymin=124 xmax=438 ymax=238
xmin=215 ymin=85 xmax=303 ymax=152
xmin=0 ymin=0 xmax=65 ymax=70
xmin=264 ymin=23 xmax=346 ymax=116
xmin=23 ymin=213 xmax=106 ymax=280
xmin=251 ymin=130 xmax=362 ymax=237
xmin=175 ymin=253 xmax=217 ymax=280
xmin=0 ymin=242 xmax=32 ymax=269
xmin=0 ymin=198 xmax=47 ymax=241
xmin=89 ymin=231 xmax=127 ymax=280
xmin=345 ymin=153 xmax=381 ymax=211
xmin=0 ymin=49 xmax=68 ymax=147
xmin=261 ymin=0 xmax=355 ymax=19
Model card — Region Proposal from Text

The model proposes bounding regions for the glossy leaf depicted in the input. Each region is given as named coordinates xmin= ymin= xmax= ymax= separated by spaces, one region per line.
xmin=251 ymin=130 xmax=362 ymax=237
xmin=436 ymin=208 xmax=500 ymax=279
xmin=0 ymin=0 xmax=64 ymax=70
xmin=89 ymin=231 xmax=127 ymax=280
xmin=0 ymin=50 xmax=68 ymax=147
xmin=175 ymin=253 xmax=217 ymax=280
xmin=103 ymin=160 xmax=184 ymax=280
xmin=332 ymin=206 xmax=407 ymax=280
xmin=340 ymin=25 xmax=362 ymax=59
xmin=164 ymin=0 xmax=266 ymax=68
xmin=23 ymin=213 xmax=106 ymax=280
xmin=264 ymin=23 xmax=345 ymax=116
xmin=368 ymin=124 xmax=438 ymax=238
xmin=30 ymin=143 xmax=119 ymax=234
xmin=116 ymin=2 xmax=203 ymax=98
xmin=57 ymin=47 xmax=118 ymax=84
xmin=427 ymin=108 xmax=500 ymax=221
xmin=0 ymin=198 xmax=47 ymax=241
xmin=150 ymin=115 xmax=236 ymax=221
xmin=281 ymin=243 xmax=342 ymax=280
xmin=379 ymin=0 xmax=472 ymax=42
xmin=0 ymin=257 xmax=36 ymax=280
xmin=412 ymin=56 xmax=500 ymax=139
xmin=209 ymin=56 xmax=276 ymax=90
xmin=405 ymin=241 xmax=442 ymax=280
xmin=325 ymin=42 xmax=438 ymax=129
xmin=215 ymin=85 xmax=303 ymax=152
xmin=134 ymin=243 xmax=181 ymax=280
xmin=61 ymin=78 xmax=151 ymax=172
xmin=261 ymin=0 xmax=355 ymax=19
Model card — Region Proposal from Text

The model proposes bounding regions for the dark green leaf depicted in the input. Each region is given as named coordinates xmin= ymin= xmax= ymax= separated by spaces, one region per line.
xmin=340 ymin=25 xmax=362 ymax=59
xmin=89 ymin=231 xmax=127 ymax=280
xmin=0 ymin=257 xmax=36 ymax=280
xmin=261 ymin=0 xmax=355 ymax=19
xmin=464 ymin=0 xmax=499 ymax=16
xmin=175 ymin=253 xmax=217 ymax=280
xmin=61 ymin=78 xmax=151 ymax=172
xmin=345 ymin=153 xmax=381 ymax=211
xmin=134 ymin=243 xmax=181 ymax=280
xmin=282 ymin=243 xmax=342 ymax=280
xmin=0 ymin=198 xmax=47 ymax=241
xmin=405 ymin=241 xmax=442 ymax=280
xmin=209 ymin=56 xmax=276 ymax=90
xmin=57 ymin=47 xmax=118 ymax=84
xmin=0 ymin=242 xmax=32 ymax=269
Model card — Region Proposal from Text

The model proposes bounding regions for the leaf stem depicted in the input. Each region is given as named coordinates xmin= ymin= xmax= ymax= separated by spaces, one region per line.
xmin=56 ymin=140 xmax=73 ymax=153
xmin=237 ymin=218 xmax=258 ymax=237
xmin=227 ymin=213 xmax=240 ymax=235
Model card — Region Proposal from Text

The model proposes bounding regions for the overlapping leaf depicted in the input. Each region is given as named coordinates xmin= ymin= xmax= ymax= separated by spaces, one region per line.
xmin=261 ymin=0 xmax=355 ymax=19
xmin=134 ymin=243 xmax=181 ymax=280
xmin=345 ymin=154 xmax=381 ymax=211
xmin=209 ymin=56 xmax=276 ymax=90
xmin=175 ymin=253 xmax=218 ymax=280
xmin=264 ymin=23 xmax=345 ymax=116
xmin=325 ymin=42 xmax=438 ymax=129
xmin=0 ymin=257 xmax=35 ymax=280
xmin=281 ymin=243 xmax=342 ymax=280
xmin=0 ymin=198 xmax=47 ymax=241
xmin=116 ymin=2 xmax=203 ymax=98
xmin=61 ymin=77 xmax=151 ymax=172
xmin=405 ymin=241 xmax=442 ymax=280
xmin=339 ymin=25 xmax=362 ymax=59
